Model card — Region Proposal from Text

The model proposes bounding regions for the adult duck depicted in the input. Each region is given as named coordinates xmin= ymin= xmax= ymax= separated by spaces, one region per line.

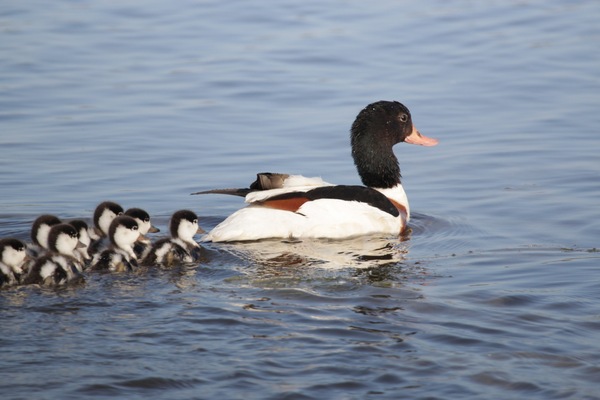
xmin=193 ymin=101 xmax=438 ymax=242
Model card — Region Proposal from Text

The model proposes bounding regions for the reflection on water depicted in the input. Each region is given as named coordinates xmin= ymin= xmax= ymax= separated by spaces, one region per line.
xmin=218 ymin=234 xmax=410 ymax=270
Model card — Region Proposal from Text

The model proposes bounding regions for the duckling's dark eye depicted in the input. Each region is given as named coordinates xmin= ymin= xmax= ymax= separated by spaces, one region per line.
xmin=133 ymin=226 xmax=138 ymax=230
xmin=399 ymin=114 xmax=408 ymax=123
xmin=193 ymin=219 xmax=198 ymax=224
xmin=144 ymin=218 xmax=150 ymax=222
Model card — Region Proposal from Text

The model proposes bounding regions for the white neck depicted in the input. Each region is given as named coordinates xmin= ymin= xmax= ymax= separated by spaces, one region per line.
xmin=374 ymin=184 xmax=410 ymax=220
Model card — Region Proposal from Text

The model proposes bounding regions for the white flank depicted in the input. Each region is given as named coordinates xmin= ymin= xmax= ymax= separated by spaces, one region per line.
xmin=40 ymin=261 xmax=57 ymax=280
xmin=153 ymin=242 xmax=172 ymax=263
xmin=205 ymin=197 xmax=404 ymax=242
xmin=205 ymin=178 xmax=411 ymax=242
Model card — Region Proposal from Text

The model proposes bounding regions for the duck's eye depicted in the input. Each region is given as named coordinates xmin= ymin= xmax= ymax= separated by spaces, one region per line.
xmin=133 ymin=226 xmax=138 ymax=231
xmin=144 ymin=218 xmax=150 ymax=222
xmin=399 ymin=114 xmax=408 ymax=123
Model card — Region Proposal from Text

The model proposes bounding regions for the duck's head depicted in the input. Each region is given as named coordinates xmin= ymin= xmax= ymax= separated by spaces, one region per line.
xmin=350 ymin=101 xmax=438 ymax=188
xmin=31 ymin=214 xmax=62 ymax=249
xmin=124 ymin=208 xmax=160 ymax=237
xmin=47 ymin=223 xmax=83 ymax=257
xmin=0 ymin=238 xmax=28 ymax=271
xmin=93 ymin=201 xmax=124 ymax=236
xmin=68 ymin=219 xmax=91 ymax=247
xmin=170 ymin=210 xmax=205 ymax=245
xmin=108 ymin=216 xmax=140 ymax=251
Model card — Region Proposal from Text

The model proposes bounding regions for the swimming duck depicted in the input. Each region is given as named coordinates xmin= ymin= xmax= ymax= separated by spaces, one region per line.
xmin=193 ymin=100 xmax=438 ymax=242
xmin=28 ymin=214 xmax=61 ymax=257
xmin=88 ymin=201 xmax=124 ymax=255
xmin=90 ymin=216 xmax=140 ymax=272
xmin=22 ymin=224 xmax=85 ymax=286
xmin=124 ymin=207 xmax=160 ymax=259
xmin=0 ymin=238 xmax=29 ymax=287
xmin=142 ymin=210 xmax=205 ymax=267
xmin=68 ymin=219 xmax=91 ymax=264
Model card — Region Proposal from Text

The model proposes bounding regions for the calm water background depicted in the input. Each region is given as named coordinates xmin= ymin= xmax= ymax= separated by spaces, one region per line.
xmin=1 ymin=1 xmax=599 ymax=399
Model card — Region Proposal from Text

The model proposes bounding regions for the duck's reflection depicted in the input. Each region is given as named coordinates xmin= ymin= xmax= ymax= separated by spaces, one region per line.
xmin=219 ymin=232 xmax=411 ymax=273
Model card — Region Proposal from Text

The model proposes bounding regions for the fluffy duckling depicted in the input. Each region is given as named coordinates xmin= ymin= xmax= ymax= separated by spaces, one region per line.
xmin=68 ymin=219 xmax=91 ymax=264
xmin=90 ymin=216 xmax=140 ymax=272
xmin=88 ymin=201 xmax=124 ymax=256
xmin=142 ymin=210 xmax=205 ymax=268
xmin=92 ymin=201 xmax=125 ymax=238
xmin=28 ymin=214 xmax=61 ymax=257
xmin=124 ymin=207 xmax=160 ymax=259
xmin=22 ymin=224 xmax=85 ymax=286
xmin=0 ymin=238 xmax=29 ymax=287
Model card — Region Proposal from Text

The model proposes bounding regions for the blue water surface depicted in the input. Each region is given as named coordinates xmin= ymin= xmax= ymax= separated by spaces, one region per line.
xmin=1 ymin=1 xmax=599 ymax=399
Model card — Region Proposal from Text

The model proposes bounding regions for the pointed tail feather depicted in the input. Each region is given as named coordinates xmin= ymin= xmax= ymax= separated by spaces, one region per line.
xmin=191 ymin=188 xmax=251 ymax=197
xmin=191 ymin=173 xmax=290 ymax=196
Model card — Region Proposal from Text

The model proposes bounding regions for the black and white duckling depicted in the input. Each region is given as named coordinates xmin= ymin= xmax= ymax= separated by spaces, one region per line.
xmin=124 ymin=207 xmax=160 ymax=259
xmin=0 ymin=238 xmax=29 ymax=287
xmin=68 ymin=219 xmax=91 ymax=264
xmin=88 ymin=201 xmax=124 ymax=256
xmin=29 ymin=214 xmax=61 ymax=257
xmin=90 ymin=216 xmax=140 ymax=272
xmin=22 ymin=224 xmax=85 ymax=286
xmin=142 ymin=210 xmax=205 ymax=268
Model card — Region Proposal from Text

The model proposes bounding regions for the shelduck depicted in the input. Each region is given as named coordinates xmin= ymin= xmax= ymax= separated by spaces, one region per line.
xmin=142 ymin=210 xmax=204 ymax=268
xmin=28 ymin=214 xmax=61 ymax=257
xmin=124 ymin=207 xmax=160 ymax=259
xmin=0 ymin=238 xmax=29 ymax=287
xmin=90 ymin=215 xmax=140 ymax=272
xmin=88 ymin=201 xmax=124 ymax=256
xmin=23 ymin=224 xmax=85 ymax=286
xmin=193 ymin=100 xmax=438 ymax=242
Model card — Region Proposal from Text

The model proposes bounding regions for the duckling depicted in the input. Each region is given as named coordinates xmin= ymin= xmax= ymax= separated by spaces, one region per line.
xmin=90 ymin=216 xmax=140 ymax=272
xmin=142 ymin=210 xmax=205 ymax=268
xmin=22 ymin=224 xmax=85 ymax=286
xmin=28 ymin=214 xmax=61 ymax=257
xmin=124 ymin=207 xmax=160 ymax=259
xmin=68 ymin=219 xmax=91 ymax=264
xmin=0 ymin=238 xmax=29 ymax=287
xmin=88 ymin=201 xmax=124 ymax=256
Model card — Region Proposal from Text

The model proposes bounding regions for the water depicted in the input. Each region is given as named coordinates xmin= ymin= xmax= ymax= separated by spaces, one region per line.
xmin=1 ymin=0 xmax=599 ymax=398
